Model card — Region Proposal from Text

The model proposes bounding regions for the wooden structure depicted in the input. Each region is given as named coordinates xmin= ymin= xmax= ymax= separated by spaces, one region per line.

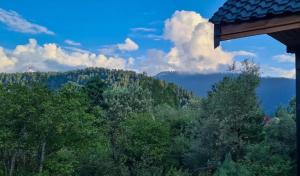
xmin=210 ymin=0 xmax=300 ymax=174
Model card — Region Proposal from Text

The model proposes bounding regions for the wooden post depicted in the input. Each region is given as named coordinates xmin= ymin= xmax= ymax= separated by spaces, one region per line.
xmin=296 ymin=49 xmax=300 ymax=176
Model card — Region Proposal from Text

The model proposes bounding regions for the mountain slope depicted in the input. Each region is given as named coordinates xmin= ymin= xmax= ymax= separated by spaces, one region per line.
xmin=0 ymin=68 xmax=192 ymax=107
xmin=156 ymin=72 xmax=295 ymax=114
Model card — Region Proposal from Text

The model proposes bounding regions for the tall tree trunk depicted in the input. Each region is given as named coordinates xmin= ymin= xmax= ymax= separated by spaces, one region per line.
xmin=9 ymin=151 xmax=16 ymax=176
xmin=39 ymin=141 xmax=46 ymax=173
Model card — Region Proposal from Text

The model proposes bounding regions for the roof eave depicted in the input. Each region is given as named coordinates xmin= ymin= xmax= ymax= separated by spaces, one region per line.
xmin=211 ymin=14 xmax=300 ymax=50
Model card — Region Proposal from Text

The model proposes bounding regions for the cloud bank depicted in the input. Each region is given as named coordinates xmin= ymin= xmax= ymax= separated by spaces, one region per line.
xmin=0 ymin=8 xmax=54 ymax=35
xmin=0 ymin=10 xmax=292 ymax=79
xmin=262 ymin=66 xmax=295 ymax=79
xmin=0 ymin=39 xmax=133 ymax=73
xmin=273 ymin=54 xmax=295 ymax=63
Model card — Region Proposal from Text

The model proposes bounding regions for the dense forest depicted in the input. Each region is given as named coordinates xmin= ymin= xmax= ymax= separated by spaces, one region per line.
xmin=0 ymin=68 xmax=192 ymax=108
xmin=0 ymin=62 xmax=296 ymax=176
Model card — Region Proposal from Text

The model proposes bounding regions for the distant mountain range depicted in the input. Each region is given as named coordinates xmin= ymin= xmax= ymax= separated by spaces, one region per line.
xmin=156 ymin=72 xmax=295 ymax=115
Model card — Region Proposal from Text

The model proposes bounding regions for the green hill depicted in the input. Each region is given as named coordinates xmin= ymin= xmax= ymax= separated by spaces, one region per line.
xmin=0 ymin=68 xmax=192 ymax=107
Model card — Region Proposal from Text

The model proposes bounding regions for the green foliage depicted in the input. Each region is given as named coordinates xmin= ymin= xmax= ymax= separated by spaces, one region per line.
xmin=85 ymin=77 xmax=107 ymax=108
xmin=104 ymin=86 xmax=153 ymax=120
xmin=0 ymin=68 xmax=192 ymax=108
xmin=242 ymin=144 xmax=294 ymax=176
xmin=0 ymin=83 xmax=97 ymax=176
xmin=214 ymin=153 xmax=250 ymax=176
xmin=44 ymin=148 xmax=78 ymax=176
xmin=119 ymin=114 xmax=171 ymax=167
xmin=165 ymin=167 xmax=191 ymax=176
xmin=241 ymin=103 xmax=296 ymax=176
xmin=184 ymin=61 xmax=264 ymax=175
xmin=0 ymin=64 xmax=295 ymax=176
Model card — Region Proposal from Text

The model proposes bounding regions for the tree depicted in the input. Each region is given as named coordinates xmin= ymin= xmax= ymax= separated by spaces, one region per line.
xmin=85 ymin=77 xmax=108 ymax=109
xmin=242 ymin=102 xmax=296 ymax=176
xmin=185 ymin=61 xmax=264 ymax=174
xmin=102 ymin=86 xmax=153 ymax=173
xmin=118 ymin=113 xmax=171 ymax=175
xmin=0 ymin=83 xmax=98 ymax=176
xmin=214 ymin=154 xmax=250 ymax=176
xmin=39 ymin=83 xmax=96 ymax=175
xmin=0 ymin=83 xmax=51 ymax=175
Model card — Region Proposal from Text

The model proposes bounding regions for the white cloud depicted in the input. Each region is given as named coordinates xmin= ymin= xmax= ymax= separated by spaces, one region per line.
xmin=231 ymin=51 xmax=256 ymax=57
xmin=0 ymin=47 xmax=16 ymax=69
xmin=164 ymin=11 xmax=206 ymax=43
xmin=99 ymin=38 xmax=139 ymax=55
xmin=0 ymin=39 xmax=133 ymax=73
xmin=262 ymin=66 xmax=295 ymax=79
xmin=2 ymin=10 xmax=287 ymax=78
xmin=117 ymin=38 xmax=139 ymax=52
xmin=64 ymin=46 xmax=91 ymax=54
xmin=99 ymin=45 xmax=117 ymax=55
xmin=128 ymin=33 xmax=163 ymax=41
xmin=130 ymin=27 xmax=157 ymax=32
xmin=64 ymin=39 xmax=81 ymax=46
xmin=273 ymin=54 xmax=295 ymax=63
xmin=0 ymin=8 xmax=54 ymax=35
xmin=138 ymin=11 xmax=253 ymax=75
xmin=134 ymin=49 xmax=174 ymax=74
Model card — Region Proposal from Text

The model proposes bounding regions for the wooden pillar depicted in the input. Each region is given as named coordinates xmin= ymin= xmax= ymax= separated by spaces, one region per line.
xmin=297 ymin=49 xmax=300 ymax=176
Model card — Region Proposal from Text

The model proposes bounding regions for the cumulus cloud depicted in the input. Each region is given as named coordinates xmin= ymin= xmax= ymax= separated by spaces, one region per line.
xmin=117 ymin=38 xmax=139 ymax=51
xmin=0 ymin=47 xmax=16 ymax=69
xmin=64 ymin=39 xmax=81 ymax=46
xmin=0 ymin=39 xmax=133 ymax=73
xmin=138 ymin=11 xmax=254 ymax=75
xmin=99 ymin=38 xmax=139 ymax=55
xmin=273 ymin=53 xmax=295 ymax=63
xmin=134 ymin=49 xmax=174 ymax=74
xmin=0 ymin=8 xmax=54 ymax=35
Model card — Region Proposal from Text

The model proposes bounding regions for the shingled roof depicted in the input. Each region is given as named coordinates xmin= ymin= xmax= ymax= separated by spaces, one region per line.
xmin=210 ymin=0 xmax=300 ymax=24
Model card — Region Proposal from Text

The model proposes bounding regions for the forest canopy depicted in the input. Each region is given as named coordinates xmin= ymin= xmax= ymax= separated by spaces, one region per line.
xmin=0 ymin=63 xmax=296 ymax=176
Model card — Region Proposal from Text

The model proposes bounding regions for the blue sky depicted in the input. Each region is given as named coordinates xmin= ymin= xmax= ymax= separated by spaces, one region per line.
xmin=0 ymin=0 xmax=295 ymax=78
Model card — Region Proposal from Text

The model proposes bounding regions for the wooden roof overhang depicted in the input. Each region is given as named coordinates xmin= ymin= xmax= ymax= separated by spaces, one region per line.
xmin=213 ymin=13 xmax=300 ymax=53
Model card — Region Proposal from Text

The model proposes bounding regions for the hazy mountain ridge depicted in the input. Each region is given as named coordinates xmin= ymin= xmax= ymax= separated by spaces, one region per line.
xmin=156 ymin=71 xmax=295 ymax=114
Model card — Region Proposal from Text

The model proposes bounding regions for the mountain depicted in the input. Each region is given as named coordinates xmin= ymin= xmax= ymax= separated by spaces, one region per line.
xmin=0 ymin=68 xmax=192 ymax=108
xmin=156 ymin=72 xmax=295 ymax=114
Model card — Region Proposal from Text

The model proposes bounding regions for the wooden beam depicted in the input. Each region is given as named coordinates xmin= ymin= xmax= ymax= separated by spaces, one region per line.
xmin=218 ymin=14 xmax=300 ymax=41
xmin=296 ymin=49 xmax=300 ymax=176
xmin=271 ymin=29 xmax=300 ymax=47
xmin=288 ymin=45 xmax=300 ymax=53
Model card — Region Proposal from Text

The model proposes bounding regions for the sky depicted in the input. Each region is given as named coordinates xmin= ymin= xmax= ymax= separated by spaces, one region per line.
xmin=0 ymin=0 xmax=296 ymax=78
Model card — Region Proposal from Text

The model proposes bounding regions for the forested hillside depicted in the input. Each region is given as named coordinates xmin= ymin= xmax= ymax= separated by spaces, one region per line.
xmin=0 ymin=64 xmax=296 ymax=176
xmin=0 ymin=68 xmax=192 ymax=108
